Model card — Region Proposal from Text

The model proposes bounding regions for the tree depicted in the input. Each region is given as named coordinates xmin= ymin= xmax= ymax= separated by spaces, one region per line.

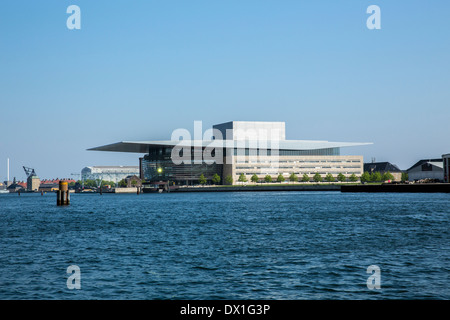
xmin=212 ymin=173 xmax=221 ymax=185
xmin=131 ymin=180 xmax=137 ymax=187
xmin=313 ymin=173 xmax=323 ymax=183
xmin=277 ymin=174 xmax=285 ymax=183
xmin=264 ymin=175 xmax=272 ymax=183
xmin=382 ymin=171 xmax=395 ymax=182
xmin=289 ymin=173 xmax=298 ymax=182
xmin=349 ymin=174 xmax=358 ymax=182
xmin=371 ymin=172 xmax=382 ymax=182
xmin=337 ymin=173 xmax=346 ymax=182
xmin=103 ymin=180 xmax=116 ymax=188
xmin=225 ymin=175 xmax=233 ymax=185
xmin=302 ymin=174 xmax=310 ymax=182
xmin=199 ymin=174 xmax=207 ymax=185
xmin=84 ymin=179 xmax=97 ymax=188
xmin=401 ymin=172 xmax=409 ymax=182
xmin=238 ymin=173 xmax=247 ymax=184
xmin=325 ymin=173 xmax=335 ymax=183
xmin=360 ymin=172 xmax=371 ymax=183
xmin=251 ymin=174 xmax=259 ymax=183
xmin=118 ymin=179 xmax=127 ymax=188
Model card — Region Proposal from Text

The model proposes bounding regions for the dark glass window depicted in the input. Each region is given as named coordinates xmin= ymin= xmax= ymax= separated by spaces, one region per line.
xmin=233 ymin=148 xmax=340 ymax=156
xmin=143 ymin=147 xmax=222 ymax=183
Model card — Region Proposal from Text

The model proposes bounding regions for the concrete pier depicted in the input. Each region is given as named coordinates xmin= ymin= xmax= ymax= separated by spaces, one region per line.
xmin=147 ymin=184 xmax=341 ymax=193
xmin=341 ymin=183 xmax=450 ymax=193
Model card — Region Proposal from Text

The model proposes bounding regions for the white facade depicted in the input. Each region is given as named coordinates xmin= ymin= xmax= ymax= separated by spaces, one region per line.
xmin=225 ymin=154 xmax=363 ymax=183
xmin=88 ymin=121 xmax=372 ymax=184
xmin=81 ymin=166 xmax=139 ymax=183
xmin=213 ymin=121 xmax=286 ymax=141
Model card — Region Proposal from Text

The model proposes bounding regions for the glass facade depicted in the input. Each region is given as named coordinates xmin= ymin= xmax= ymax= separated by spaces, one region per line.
xmin=141 ymin=146 xmax=349 ymax=184
xmin=142 ymin=147 xmax=222 ymax=184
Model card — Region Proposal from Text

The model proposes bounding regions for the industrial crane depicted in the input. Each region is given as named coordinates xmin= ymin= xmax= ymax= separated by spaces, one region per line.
xmin=23 ymin=166 xmax=39 ymax=192
xmin=23 ymin=166 xmax=37 ymax=178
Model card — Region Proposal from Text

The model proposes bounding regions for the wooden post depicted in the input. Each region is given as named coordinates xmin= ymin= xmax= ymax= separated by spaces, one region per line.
xmin=57 ymin=181 xmax=70 ymax=206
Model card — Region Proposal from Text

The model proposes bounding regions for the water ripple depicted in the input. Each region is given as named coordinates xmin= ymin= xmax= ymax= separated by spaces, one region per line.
xmin=0 ymin=192 xmax=448 ymax=299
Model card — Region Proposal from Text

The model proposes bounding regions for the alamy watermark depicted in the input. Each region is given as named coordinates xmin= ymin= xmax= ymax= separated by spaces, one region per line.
xmin=66 ymin=5 xmax=380 ymax=31
xmin=64 ymin=263 xmax=382 ymax=292
xmin=170 ymin=121 xmax=281 ymax=174
xmin=67 ymin=265 xmax=81 ymax=290
xmin=366 ymin=265 xmax=381 ymax=290
xmin=367 ymin=5 xmax=381 ymax=30
xmin=66 ymin=5 xmax=81 ymax=30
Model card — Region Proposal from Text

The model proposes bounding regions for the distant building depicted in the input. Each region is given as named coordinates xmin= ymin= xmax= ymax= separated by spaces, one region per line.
xmin=81 ymin=166 xmax=140 ymax=184
xmin=17 ymin=181 xmax=27 ymax=189
xmin=7 ymin=182 xmax=25 ymax=193
xmin=124 ymin=175 xmax=142 ymax=188
xmin=363 ymin=162 xmax=403 ymax=181
xmin=27 ymin=176 xmax=40 ymax=192
xmin=1 ymin=181 xmax=12 ymax=188
xmin=39 ymin=184 xmax=59 ymax=192
xmin=406 ymin=159 xmax=444 ymax=182
xmin=40 ymin=179 xmax=76 ymax=185
xmin=89 ymin=121 xmax=372 ymax=185
xmin=443 ymin=154 xmax=450 ymax=183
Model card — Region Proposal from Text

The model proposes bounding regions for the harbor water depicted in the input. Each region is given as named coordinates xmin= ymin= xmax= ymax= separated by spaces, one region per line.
xmin=0 ymin=191 xmax=448 ymax=299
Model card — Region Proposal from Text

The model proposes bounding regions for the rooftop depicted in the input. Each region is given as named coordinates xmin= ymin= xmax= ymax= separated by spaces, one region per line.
xmin=364 ymin=162 xmax=403 ymax=173
xmin=88 ymin=121 xmax=373 ymax=154
xmin=89 ymin=140 xmax=372 ymax=153
xmin=407 ymin=159 xmax=443 ymax=171
xmin=84 ymin=166 xmax=139 ymax=168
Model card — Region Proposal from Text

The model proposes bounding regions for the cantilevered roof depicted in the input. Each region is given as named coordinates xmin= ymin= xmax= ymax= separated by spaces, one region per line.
xmin=88 ymin=140 xmax=373 ymax=154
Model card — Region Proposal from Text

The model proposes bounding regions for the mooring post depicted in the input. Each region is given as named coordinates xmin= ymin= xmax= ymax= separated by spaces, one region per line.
xmin=57 ymin=181 xmax=70 ymax=206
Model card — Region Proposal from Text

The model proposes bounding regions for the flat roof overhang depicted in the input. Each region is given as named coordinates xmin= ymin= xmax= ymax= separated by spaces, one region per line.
xmin=88 ymin=140 xmax=373 ymax=154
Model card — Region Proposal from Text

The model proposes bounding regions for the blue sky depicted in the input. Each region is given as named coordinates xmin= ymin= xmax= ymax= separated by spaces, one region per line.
xmin=1 ymin=0 xmax=449 ymax=180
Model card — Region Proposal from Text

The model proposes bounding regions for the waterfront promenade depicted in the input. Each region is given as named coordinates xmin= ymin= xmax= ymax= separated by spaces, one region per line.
xmin=143 ymin=183 xmax=450 ymax=193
